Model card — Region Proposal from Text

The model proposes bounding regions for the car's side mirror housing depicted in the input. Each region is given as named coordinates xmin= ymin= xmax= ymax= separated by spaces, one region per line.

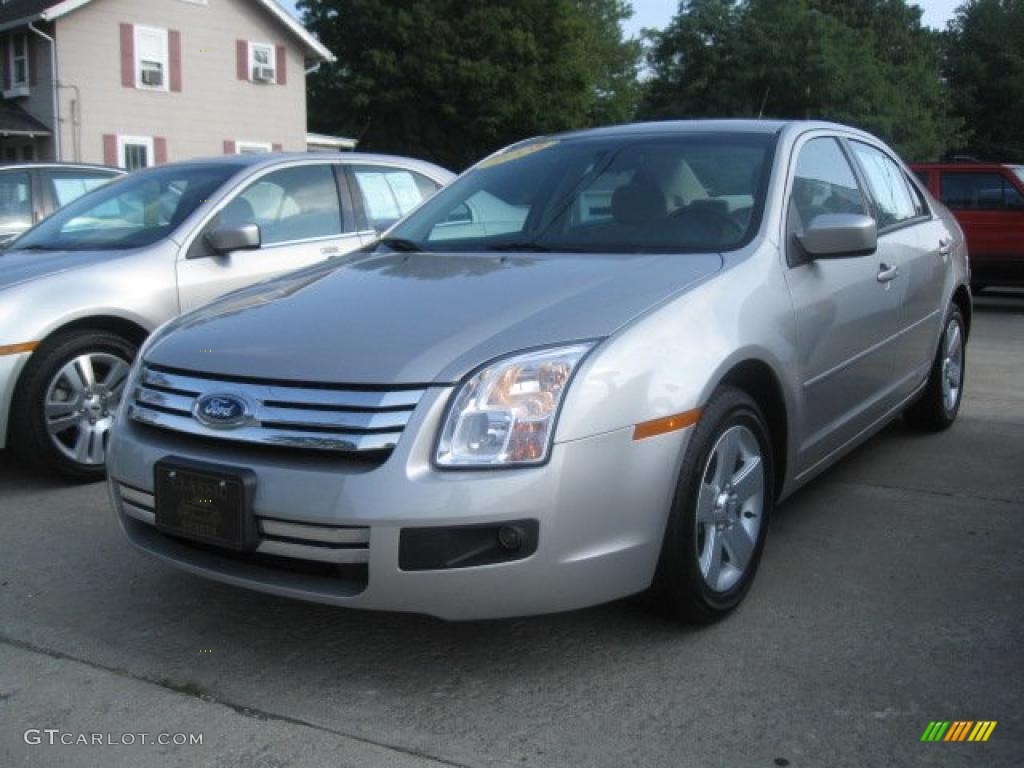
xmin=796 ymin=214 xmax=877 ymax=259
xmin=204 ymin=224 xmax=261 ymax=255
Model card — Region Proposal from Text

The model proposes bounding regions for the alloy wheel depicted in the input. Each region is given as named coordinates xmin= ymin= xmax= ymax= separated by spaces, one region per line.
xmin=941 ymin=317 xmax=964 ymax=413
xmin=694 ymin=425 xmax=766 ymax=593
xmin=43 ymin=352 xmax=131 ymax=466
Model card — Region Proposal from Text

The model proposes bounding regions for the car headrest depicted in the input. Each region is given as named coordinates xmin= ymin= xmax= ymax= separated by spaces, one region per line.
xmin=612 ymin=178 xmax=667 ymax=226
xmin=220 ymin=197 xmax=256 ymax=228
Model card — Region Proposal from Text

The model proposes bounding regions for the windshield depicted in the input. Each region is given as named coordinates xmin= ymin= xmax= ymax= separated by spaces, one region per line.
xmin=1013 ymin=166 xmax=1024 ymax=187
xmin=14 ymin=163 xmax=240 ymax=251
xmin=387 ymin=132 xmax=776 ymax=254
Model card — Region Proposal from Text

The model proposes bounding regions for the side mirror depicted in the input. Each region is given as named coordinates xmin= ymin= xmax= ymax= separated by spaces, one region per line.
xmin=796 ymin=214 xmax=877 ymax=259
xmin=204 ymin=224 xmax=261 ymax=255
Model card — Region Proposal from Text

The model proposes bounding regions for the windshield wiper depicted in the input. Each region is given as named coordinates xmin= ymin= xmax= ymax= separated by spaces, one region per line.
xmin=377 ymin=237 xmax=428 ymax=253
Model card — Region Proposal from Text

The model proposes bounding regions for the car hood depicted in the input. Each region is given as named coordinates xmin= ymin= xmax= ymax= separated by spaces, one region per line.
xmin=0 ymin=248 xmax=123 ymax=291
xmin=147 ymin=250 xmax=723 ymax=384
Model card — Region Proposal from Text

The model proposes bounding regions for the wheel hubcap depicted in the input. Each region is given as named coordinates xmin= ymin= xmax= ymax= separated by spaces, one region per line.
xmin=44 ymin=352 xmax=131 ymax=466
xmin=941 ymin=318 xmax=964 ymax=412
xmin=695 ymin=425 xmax=765 ymax=593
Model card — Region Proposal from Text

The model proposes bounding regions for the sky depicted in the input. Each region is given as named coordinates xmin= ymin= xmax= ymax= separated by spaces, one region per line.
xmin=282 ymin=1 xmax=961 ymax=35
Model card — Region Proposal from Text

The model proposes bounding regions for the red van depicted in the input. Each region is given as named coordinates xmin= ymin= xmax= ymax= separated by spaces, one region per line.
xmin=912 ymin=162 xmax=1024 ymax=289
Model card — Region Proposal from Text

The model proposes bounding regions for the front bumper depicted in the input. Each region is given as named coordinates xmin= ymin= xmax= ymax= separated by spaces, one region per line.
xmin=107 ymin=389 xmax=690 ymax=620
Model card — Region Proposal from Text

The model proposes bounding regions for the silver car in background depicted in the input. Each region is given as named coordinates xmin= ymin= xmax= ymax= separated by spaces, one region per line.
xmin=107 ymin=121 xmax=970 ymax=622
xmin=0 ymin=153 xmax=453 ymax=480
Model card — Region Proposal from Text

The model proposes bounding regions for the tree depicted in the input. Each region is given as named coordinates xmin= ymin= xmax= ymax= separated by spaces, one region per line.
xmin=639 ymin=0 xmax=961 ymax=160
xmin=944 ymin=0 xmax=1024 ymax=161
xmin=298 ymin=0 xmax=641 ymax=171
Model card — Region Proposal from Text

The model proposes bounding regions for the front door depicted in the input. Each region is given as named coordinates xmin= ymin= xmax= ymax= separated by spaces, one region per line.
xmin=177 ymin=163 xmax=362 ymax=312
xmin=782 ymin=136 xmax=903 ymax=472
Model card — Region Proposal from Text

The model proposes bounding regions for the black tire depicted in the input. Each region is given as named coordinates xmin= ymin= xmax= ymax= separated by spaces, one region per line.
xmin=10 ymin=330 xmax=137 ymax=483
xmin=904 ymin=306 xmax=966 ymax=432
xmin=649 ymin=386 xmax=774 ymax=624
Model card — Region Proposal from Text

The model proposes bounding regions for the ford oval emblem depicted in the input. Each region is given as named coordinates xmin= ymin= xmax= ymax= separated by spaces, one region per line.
xmin=193 ymin=393 xmax=250 ymax=429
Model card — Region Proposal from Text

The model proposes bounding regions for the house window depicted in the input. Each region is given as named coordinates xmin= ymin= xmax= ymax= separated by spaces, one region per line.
xmin=249 ymin=42 xmax=276 ymax=83
xmin=10 ymin=32 xmax=29 ymax=89
xmin=236 ymin=141 xmax=273 ymax=154
xmin=118 ymin=136 xmax=154 ymax=171
xmin=135 ymin=26 xmax=169 ymax=90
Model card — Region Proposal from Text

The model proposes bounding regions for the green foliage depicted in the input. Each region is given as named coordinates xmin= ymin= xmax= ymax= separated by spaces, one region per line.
xmin=944 ymin=0 xmax=1024 ymax=161
xmin=298 ymin=0 xmax=641 ymax=171
xmin=639 ymin=0 xmax=962 ymax=160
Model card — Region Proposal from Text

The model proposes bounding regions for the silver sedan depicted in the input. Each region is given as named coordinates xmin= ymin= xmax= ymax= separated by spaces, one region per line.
xmin=107 ymin=120 xmax=970 ymax=622
xmin=0 ymin=153 xmax=453 ymax=480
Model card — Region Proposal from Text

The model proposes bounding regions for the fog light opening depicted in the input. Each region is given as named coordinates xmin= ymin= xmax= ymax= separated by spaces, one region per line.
xmin=497 ymin=525 xmax=524 ymax=552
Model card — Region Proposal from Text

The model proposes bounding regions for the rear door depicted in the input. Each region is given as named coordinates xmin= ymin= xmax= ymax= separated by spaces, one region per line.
xmin=176 ymin=162 xmax=361 ymax=312
xmin=939 ymin=169 xmax=1024 ymax=281
xmin=848 ymin=141 xmax=946 ymax=396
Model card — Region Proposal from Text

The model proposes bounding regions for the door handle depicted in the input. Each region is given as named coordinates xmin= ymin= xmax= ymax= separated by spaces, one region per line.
xmin=938 ymin=238 xmax=952 ymax=256
xmin=877 ymin=263 xmax=900 ymax=283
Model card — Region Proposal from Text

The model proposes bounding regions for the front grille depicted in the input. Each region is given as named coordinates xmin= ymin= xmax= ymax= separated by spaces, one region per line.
xmin=128 ymin=364 xmax=426 ymax=456
xmin=117 ymin=483 xmax=371 ymax=567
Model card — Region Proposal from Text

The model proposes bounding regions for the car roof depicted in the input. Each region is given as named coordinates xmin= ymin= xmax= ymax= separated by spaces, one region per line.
xmin=910 ymin=162 xmax=1020 ymax=171
xmin=0 ymin=162 xmax=123 ymax=173
xmin=536 ymin=118 xmax=889 ymax=142
xmin=167 ymin=152 xmax=455 ymax=182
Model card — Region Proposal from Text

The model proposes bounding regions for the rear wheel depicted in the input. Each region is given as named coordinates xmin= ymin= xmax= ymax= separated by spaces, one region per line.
xmin=650 ymin=387 xmax=773 ymax=623
xmin=11 ymin=330 xmax=136 ymax=482
xmin=904 ymin=307 xmax=966 ymax=431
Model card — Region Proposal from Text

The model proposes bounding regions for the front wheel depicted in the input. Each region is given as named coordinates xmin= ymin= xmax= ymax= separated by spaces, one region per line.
xmin=10 ymin=330 xmax=136 ymax=482
xmin=650 ymin=387 xmax=774 ymax=623
xmin=904 ymin=306 xmax=966 ymax=431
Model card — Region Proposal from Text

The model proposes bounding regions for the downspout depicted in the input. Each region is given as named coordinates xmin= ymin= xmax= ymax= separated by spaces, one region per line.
xmin=28 ymin=22 xmax=61 ymax=162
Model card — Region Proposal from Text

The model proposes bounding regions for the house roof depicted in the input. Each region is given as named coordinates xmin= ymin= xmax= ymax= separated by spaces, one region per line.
xmin=0 ymin=100 xmax=51 ymax=136
xmin=0 ymin=0 xmax=334 ymax=61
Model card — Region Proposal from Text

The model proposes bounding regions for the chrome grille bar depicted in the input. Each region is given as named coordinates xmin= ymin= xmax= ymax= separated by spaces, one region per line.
xmin=129 ymin=365 xmax=425 ymax=454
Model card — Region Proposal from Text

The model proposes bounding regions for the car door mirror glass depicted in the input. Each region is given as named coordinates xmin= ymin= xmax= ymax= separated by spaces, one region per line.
xmin=204 ymin=224 xmax=261 ymax=255
xmin=797 ymin=213 xmax=877 ymax=259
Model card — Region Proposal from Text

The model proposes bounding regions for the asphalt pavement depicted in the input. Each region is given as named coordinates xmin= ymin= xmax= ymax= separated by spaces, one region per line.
xmin=1 ymin=290 xmax=1022 ymax=768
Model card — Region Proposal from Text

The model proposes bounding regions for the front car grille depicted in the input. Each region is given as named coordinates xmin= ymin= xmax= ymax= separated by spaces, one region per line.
xmin=117 ymin=483 xmax=371 ymax=566
xmin=128 ymin=364 xmax=425 ymax=456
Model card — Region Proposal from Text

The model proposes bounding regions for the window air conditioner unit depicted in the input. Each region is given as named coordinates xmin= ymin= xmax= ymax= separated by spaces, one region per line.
xmin=141 ymin=69 xmax=163 ymax=87
xmin=253 ymin=65 xmax=276 ymax=82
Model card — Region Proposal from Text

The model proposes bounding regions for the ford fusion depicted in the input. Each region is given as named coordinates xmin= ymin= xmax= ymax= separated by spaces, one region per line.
xmin=108 ymin=121 xmax=970 ymax=622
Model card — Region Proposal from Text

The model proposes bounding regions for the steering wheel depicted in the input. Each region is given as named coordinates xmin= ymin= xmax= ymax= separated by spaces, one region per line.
xmin=668 ymin=205 xmax=745 ymax=240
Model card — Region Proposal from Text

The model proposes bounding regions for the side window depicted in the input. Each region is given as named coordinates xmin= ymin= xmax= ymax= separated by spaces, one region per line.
xmin=218 ymin=165 xmax=346 ymax=246
xmin=0 ymin=171 xmax=33 ymax=232
xmin=940 ymin=172 xmax=1024 ymax=211
xmin=46 ymin=171 xmax=118 ymax=209
xmin=790 ymin=137 xmax=867 ymax=230
xmin=351 ymin=165 xmax=440 ymax=230
xmin=913 ymin=170 xmax=931 ymax=187
xmin=850 ymin=142 xmax=919 ymax=229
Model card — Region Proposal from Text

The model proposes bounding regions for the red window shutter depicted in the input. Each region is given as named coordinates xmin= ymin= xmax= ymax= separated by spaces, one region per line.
xmin=169 ymin=30 xmax=182 ymax=92
xmin=154 ymin=137 xmax=168 ymax=165
xmin=236 ymin=40 xmax=248 ymax=80
xmin=272 ymin=143 xmax=283 ymax=152
xmin=275 ymin=45 xmax=286 ymax=85
xmin=120 ymin=23 xmax=134 ymax=87
xmin=103 ymin=134 xmax=118 ymax=167
xmin=223 ymin=140 xmax=236 ymax=155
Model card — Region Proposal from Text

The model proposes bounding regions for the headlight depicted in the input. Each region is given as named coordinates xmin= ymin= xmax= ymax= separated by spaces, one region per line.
xmin=435 ymin=343 xmax=595 ymax=468
xmin=114 ymin=318 xmax=177 ymax=422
